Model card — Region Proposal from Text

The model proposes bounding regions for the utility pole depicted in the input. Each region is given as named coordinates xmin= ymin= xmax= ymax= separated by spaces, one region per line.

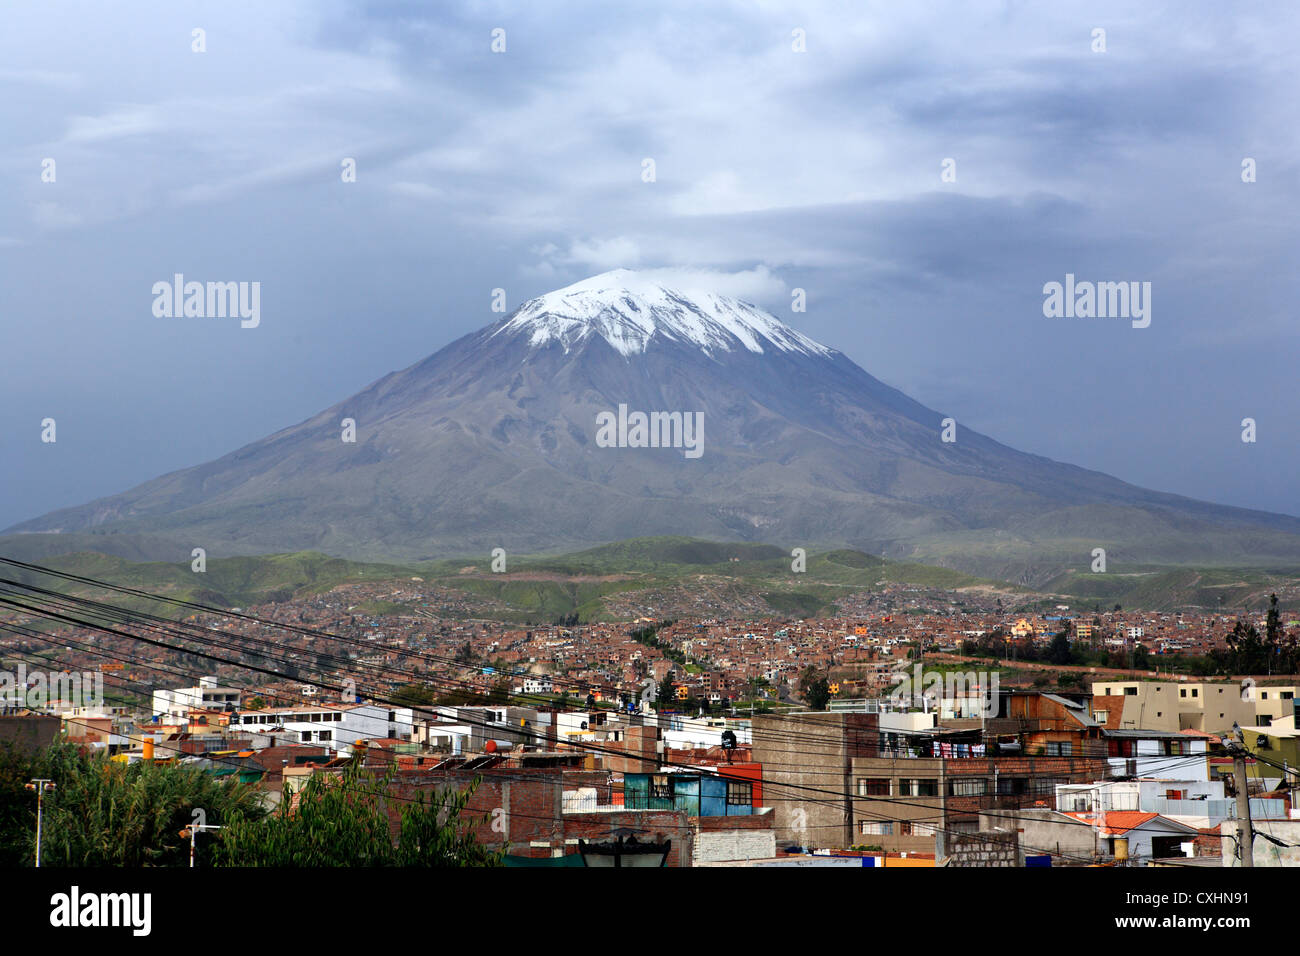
xmin=1229 ymin=723 xmax=1254 ymax=868
xmin=25 ymin=779 xmax=55 ymax=867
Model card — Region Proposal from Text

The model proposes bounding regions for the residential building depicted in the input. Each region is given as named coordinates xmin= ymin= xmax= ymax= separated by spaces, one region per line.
xmin=1253 ymin=685 xmax=1299 ymax=726
xmin=232 ymin=702 xmax=413 ymax=753
xmin=152 ymin=677 xmax=241 ymax=717
xmin=1090 ymin=680 xmax=1254 ymax=733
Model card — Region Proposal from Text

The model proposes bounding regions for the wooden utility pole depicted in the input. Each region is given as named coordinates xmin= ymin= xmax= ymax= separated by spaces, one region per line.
xmin=1230 ymin=723 xmax=1254 ymax=868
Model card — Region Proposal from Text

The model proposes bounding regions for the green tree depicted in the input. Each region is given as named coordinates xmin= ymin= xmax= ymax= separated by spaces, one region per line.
xmin=655 ymin=677 xmax=676 ymax=711
xmin=1226 ymin=619 xmax=1268 ymax=674
xmin=1046 ymin=629 xmax=1073 ymax=666
xmin=11 ymin=742 xmax=266 ymax=867
xmin=213 ymin=755 xmax=500 ymax=867
xmin=0 ymin=742 xmax=47 ymax=866
xmin=803 ymin=673 xmax=831 ymax=711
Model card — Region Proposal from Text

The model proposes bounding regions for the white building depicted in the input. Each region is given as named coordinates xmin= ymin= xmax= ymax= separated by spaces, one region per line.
xmin=1103 ymin=730 xmax=1211 ymax=780
xmin=1056 ymin=778 xmax=1233 ymax=829
xmin=232 ymin=702 xmax=413 ymax=754
xmin=152 ymin=677 xmax=241 ymax=717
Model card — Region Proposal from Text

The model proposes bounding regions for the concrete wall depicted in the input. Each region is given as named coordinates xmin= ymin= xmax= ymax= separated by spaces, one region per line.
xmin=850 ymin=756 xmax=944 ymax=853
xmin=979 ymin=808 xmax=1099 ymax=862
xmin=1222 ymin=818 xmax=1300 ymax=867
xmin=752 ymin=712 xmax=878 ymax=849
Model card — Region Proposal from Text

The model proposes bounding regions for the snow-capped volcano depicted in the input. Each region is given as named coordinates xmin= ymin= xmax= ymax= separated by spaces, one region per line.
xmin=10 ymin=269 xmax=1300 ymax=582
xmin=493 ymin=269 xmax=833 ymax=358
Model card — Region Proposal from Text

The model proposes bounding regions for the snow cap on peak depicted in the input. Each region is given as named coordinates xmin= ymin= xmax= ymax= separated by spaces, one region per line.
xmin=493 ymin=269 xmax=833 ymax=358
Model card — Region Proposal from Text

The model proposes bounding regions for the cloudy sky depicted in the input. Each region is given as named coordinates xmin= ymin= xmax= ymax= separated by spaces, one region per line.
xmin=2 ymin=0 xmax=1297 ymax=530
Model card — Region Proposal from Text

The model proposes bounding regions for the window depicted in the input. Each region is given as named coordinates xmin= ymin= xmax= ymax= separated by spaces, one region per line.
xmin=898 ymin=778 xmax=938 ymax=797
xmin=1125 ymin=687 xmax=1138 ymax=695
xmin=1179 ymin=689 xmax=1187 ymax=698
xmin=726 ymin=782 xmax=753 ymax=806
xmin=1191 ymin=689 xmax=1199 ymax=698
xmin=649 ymin=775 xmax=672 ymax=800
xmin=318 ymin=730 xmax=332 ymax=742
xmin=997 ymin=777 xmax=1025 ymax=795
xmin=858 ymin=778 xmax=890 ymax=796
xmin=1283 ymin=692 xmax=1294 ymax=700
xmin=859 ymin=821 xmax=893 ymax=836
xmin=1045 ymin=742 xmax=1073 ymax=756
xmin=300 ymin=731 xmax=311 ymax=742
xmin=951 ymin=778 xmax=987 ymax=796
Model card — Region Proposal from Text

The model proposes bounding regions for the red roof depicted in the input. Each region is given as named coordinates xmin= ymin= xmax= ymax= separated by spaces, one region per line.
xmin=1063 ymin=810 xmax=1160 ymax=835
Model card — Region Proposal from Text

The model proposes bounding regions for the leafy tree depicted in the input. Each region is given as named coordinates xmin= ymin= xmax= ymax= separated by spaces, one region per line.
xmin=213 ymin=754 xmax=500 ymax=867
xmin=6 ymin=741 xmax=266 ymax=867
xmin=1046 ymin=629 xmax=1073 ymax=666
xmin=0 ymin=742 xmax=47 ymax=866
xmin=1015 ymin=634 xmax=1038 ymax=662
xmin=655 ymin=677 xmax=676 ymax=711
xmin=1132 ymin=643 xmax=1150 ymax=670
xmin=803 ymin=673 xmax=831 ymax=711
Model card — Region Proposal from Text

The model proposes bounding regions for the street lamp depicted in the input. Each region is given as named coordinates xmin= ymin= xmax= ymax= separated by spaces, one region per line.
xmin=178 ymin=823 xmax=223 ymax=868
xmin=25 ymin=779 xmax=55 ymax=868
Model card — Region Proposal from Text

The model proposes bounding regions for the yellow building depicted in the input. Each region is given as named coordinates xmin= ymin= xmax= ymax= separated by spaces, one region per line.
xmin=1253 ymin=685 xmax=1299 ymax=726
xmin=1090 ymin=680 xmax=1255 ymax=734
